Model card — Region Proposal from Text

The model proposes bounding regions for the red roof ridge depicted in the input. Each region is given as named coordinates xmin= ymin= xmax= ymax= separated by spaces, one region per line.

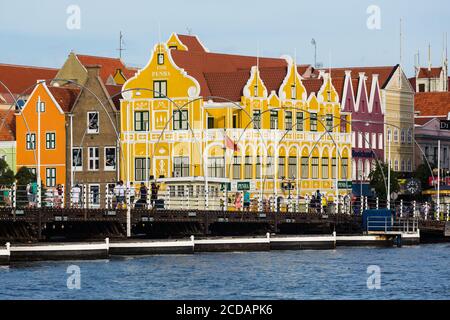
xmin=75 ymin=53 xmax=123 ymax=61
xmin=0 ymin=63 xmax=57 ymax=71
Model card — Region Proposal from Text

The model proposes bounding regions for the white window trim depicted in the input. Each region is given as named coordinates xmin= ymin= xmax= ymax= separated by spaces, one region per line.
xmin=104 ymin=146 xmax=117 ymax=171
xmin=46 ymin=167 xmax=56 ymax=187
xmin=72 ymin=147 xmax=83 ymax=172
xmin=87 ymin=111 xmax=100 ymax=134
xmin=88 ymin=147 xmax=100 ymax=171
xmin=45 ymin=131 xmax=56 ymax=150
xmin=26 ymin=133 xmax=36 ymax=150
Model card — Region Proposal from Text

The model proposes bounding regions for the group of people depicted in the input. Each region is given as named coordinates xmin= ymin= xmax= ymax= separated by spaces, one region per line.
xmin=234 ymin=191 xmax=252 ymax=211
xmin=68 ymin=181 xmax=161 ymax=209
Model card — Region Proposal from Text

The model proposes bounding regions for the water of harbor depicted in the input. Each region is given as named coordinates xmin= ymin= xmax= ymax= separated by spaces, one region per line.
xmin=0 ymin=244 xmax=448 ymax=300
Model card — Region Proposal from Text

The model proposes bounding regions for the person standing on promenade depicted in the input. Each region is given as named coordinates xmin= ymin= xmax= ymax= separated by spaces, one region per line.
xmin=114 ymin=180 xmax=126 ymax=209
xmin=129 ymin=182 xmax=136 ymax=208
xmin=138 ymin=182 xmax=148 ymax=208
xmin=71 ymin=184 xmax=81 ymax=208
xmin=243 ymin=191 xmax=251 ymax=212
xmin=235 ymin=192 xmax=242 ymax=211
xmin=151 ymin=182 xmax=160 ymax=208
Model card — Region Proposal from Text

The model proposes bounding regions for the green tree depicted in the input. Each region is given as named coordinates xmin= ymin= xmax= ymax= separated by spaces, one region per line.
xmin=15 ymin=166 xmax=36 ymax=185
xmin=368 ymin=162 xmax=400 ymax=199
xmin=14 ymin=167 xmax=36 ymax=208
xmin=413 ymin=160 xmax=436 ymax=190
xmin=0 ymin=158 xmax=15 ymax=185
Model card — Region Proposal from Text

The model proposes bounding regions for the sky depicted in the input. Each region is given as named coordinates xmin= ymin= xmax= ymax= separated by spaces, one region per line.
xmin=0 ymin=0 xmax=449 ymax=77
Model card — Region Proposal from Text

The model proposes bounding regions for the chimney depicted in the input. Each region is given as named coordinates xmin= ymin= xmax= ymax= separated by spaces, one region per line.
xmin=85 ymin=65 xmax=101 ymax=77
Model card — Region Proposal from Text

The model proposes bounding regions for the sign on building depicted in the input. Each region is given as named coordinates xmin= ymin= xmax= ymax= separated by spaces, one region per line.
xmin=440 ymin=120 xmax=450 ymax=130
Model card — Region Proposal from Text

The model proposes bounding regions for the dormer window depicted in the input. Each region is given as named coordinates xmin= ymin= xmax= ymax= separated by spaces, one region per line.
xmin=253 ymin=85 xmax=258 ymax=97
xmin=291 ymin=85 xmax=297 ymax=100
xmin=157 ymin=53 xmax=164 ymax=65
xmin=327 ymin=91 xmax=331 ymax=102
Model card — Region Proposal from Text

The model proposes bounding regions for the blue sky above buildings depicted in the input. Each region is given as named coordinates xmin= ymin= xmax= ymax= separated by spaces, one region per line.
xmin=0 ymin=0 xmax=448 ymax=76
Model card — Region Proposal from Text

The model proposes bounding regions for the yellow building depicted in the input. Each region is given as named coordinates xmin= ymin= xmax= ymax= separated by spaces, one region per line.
xmin=120 ymin=34 xmax=352 ymax=206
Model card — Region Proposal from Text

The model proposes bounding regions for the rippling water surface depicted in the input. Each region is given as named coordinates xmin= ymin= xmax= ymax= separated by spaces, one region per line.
xmin=0 ymin=244 xmax=449 ymax=300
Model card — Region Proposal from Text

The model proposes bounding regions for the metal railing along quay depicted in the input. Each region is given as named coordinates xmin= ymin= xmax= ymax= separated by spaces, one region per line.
xmin=0 ymin=184 xmax=449 ymax=221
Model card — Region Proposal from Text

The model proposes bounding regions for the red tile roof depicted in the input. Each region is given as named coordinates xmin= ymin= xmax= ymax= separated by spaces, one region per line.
xmin=303 ymin=78 xmax=324 ymax=96
xmin=171 ymin=49 xmax=289 ymax=100
xmin=76 ymin=54 xmax=136 ymax=83
xmin=326 ymin=66 xmax=398 ymax=89
xmin=415 ymin=92 xmax=450 ymax=116
xmin=177 ymin=35 xmax=208 ymax=52
xmin=414 ymin=117 xmax=442 ymax=126
xmin=47 ymin=86 xmax=80 ymax=113
xmin=0 ymin=63 xmax=58 ymax=97
xmin=417 ymin=67 xmax=442 ymax=79
xmin=0 ymin=109 xmax=16 ymax=141
xmin=409 ymin=77 xmax=417 ymax=91
xmin=105 ymin=84 xmax=122 ymax=110
xmin=331 ymin=77 xmax=346 ymax=99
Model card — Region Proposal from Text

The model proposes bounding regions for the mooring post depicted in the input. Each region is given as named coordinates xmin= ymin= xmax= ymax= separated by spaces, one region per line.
xmin=376 ymin=197 xmax=379 ymax=210
xmin=425 ymin=202 xmax=428 ymax=220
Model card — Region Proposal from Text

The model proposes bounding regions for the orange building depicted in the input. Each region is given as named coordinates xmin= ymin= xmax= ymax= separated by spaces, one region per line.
xmin=16 ymin=81 xmax=79 ymax=187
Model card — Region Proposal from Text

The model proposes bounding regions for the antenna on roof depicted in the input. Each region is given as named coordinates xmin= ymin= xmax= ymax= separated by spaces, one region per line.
xmin=117 ymin=31 xmax=125 ymax=60
xmin=428 ymin=43 xmax=432 ymax=71
xmin=399 ymin=18 xmax=403 ymax=87
xmin=399 ymin=18 xmax=403 ymax=68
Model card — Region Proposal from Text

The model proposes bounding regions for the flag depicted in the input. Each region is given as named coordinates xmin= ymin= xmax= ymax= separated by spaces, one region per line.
xmin=225 ymin=134 xmax=239 ymax=152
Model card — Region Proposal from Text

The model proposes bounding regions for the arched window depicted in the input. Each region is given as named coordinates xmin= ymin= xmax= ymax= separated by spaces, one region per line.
xmin=401 ymin=160 xmax=406 ymax=172
xmin=401 ymin=129 xmax=406 ymax=143
xmin=393 ymin=129 xmax=399 ymax=143
xmin=394 ymin=160 xmax=399 ymax=171
xmin=407 ymin=159 xmax=412 ymax=172
xmin=407 ymin=129 xmax=413 ymax=144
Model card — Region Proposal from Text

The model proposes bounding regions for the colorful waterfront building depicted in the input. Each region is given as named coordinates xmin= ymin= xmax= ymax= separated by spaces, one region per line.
xmin=0 ymin=63 xmax=58 ymax=173
xmin=119 ymin=34 xmax=352 ymax=203
xmin=327 ymin=65 xmax=415 ymax=178
xmin=65 ymin=66 xmax=122 ymax=207
xmin=330 ymin=70 xmax=385 ymax=196
xmin=0 ymin=109 xmax=16 ymax=172
xmin=414 ymin=92 xmax=450 ymax=171
xmin=16 ymin=81 xmax=79 ymax=187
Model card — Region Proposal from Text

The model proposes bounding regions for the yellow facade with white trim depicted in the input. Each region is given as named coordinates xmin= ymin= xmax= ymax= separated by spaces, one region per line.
xmin=120 ymin=39 xmax=352 ymax=200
